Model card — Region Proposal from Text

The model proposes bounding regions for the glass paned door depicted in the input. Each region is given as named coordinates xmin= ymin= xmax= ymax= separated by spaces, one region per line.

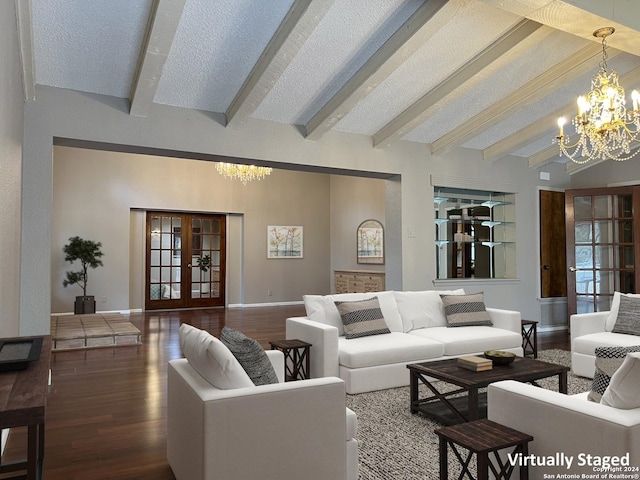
xmin=146 ymin=212 xmax=226 ymax=310
xmin=565 ymin=187 xmax=639 ymax=316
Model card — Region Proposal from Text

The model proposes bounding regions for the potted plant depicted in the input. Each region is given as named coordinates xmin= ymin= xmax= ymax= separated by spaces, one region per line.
xmin=196 ymin=254 xmax=212 ymax=294
xmin=62 ymin=236 xmax=104 ymax=314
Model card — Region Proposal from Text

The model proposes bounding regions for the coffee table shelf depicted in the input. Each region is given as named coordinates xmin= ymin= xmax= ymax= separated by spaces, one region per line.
xmin=408 ymin=356 xmax=568 ymax=425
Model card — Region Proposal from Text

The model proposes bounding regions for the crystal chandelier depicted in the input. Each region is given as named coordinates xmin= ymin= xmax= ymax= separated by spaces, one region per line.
xmin=215 ymin=162 xmax=272 ymax=185
xmin=555 ymin=27 xmax=640 ymax=164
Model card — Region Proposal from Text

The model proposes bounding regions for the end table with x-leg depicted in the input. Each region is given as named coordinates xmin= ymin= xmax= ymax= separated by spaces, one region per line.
xmin=435 ymin=419 xmax=533 ymax=480
xmin=521 ymin=320 xmax=538 ymax=358
xmin=269 ymin=339 xmax=311 ymax=381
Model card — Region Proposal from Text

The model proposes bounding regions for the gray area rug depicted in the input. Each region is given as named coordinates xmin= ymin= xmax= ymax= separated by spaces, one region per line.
xmin=345 ymin=350 xmax=591 ymax=480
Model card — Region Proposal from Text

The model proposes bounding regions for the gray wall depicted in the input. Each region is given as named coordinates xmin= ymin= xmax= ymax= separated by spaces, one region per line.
xmin=0 ymin=2 xmax=25 ymax=337
xmin=52 ymin=146 xmax=386 ymax=313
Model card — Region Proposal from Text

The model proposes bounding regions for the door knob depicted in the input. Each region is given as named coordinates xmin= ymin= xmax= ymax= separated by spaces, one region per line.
xmin=187 ymin=264 xmax=192 ymax=268
xmin=542 ymin=265 xmax=550 ymax=270
xmin=569 ymin=266 xmax=577 ymax=272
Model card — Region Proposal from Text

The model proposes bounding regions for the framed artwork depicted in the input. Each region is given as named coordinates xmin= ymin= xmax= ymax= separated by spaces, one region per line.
xmin=267 ymin=226 xmax=303 ymax=258
xmin=357 ymin=219 xmax=384 ymax=264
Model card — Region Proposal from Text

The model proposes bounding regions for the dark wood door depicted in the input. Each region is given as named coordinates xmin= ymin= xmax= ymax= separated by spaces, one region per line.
xmin=540 ymin=190 xmax=567 ymax=298
xmin=145 ymin=212 xmax=226 ymax=310
xmin=565 ymin=186 xmax=640 ymax=316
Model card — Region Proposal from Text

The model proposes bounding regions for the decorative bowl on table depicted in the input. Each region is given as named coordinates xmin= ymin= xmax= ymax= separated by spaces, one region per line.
xmin=484 ymin=350 xmax=516 ymax=366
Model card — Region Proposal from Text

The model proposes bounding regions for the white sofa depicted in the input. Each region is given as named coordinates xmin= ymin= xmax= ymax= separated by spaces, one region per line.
xmin=286 ymin=290 xmax=523 ymax=394
xmin=571 ymin=292 xmax=640 ymax=378
xmin=488 ymin=380 xmax=640 ymax=478
xmin=167 ymin=336 xmax=358 ymax=480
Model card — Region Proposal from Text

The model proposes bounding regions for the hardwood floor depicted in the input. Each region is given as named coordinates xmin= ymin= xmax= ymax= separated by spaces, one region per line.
xmin=3 ymin=306 xmax=568 ymax=480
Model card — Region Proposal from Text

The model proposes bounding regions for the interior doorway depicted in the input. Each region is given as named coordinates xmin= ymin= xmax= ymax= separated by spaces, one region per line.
xmin=540 ymin=190 xmax=567 ymax=298
xmin=145 ymin=212 xmax=226 ymax=310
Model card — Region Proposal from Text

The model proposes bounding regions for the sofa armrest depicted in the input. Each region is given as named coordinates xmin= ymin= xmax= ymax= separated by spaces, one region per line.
xmin=570 ymin=311 xmax=608 ymax=346
xmin=486 ymin=307 xmax=521 ymax=334
xmin=265 ymin=349 xmax=285 ymax=383
xmin=488 ymin=380 xmax=640 ymax=476
xmin=168 ymin=359 xmax=348 ymax=480
xmin=286 ymin=317 xmax=340 ymax=378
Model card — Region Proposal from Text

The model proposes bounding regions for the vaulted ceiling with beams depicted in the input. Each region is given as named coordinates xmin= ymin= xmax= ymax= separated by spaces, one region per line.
xmin=19 ymin=0 xmax=640 ymax=174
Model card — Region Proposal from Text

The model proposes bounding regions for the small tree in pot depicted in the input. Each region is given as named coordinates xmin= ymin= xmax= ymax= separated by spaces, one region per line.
xmin=62 ymin=236 xmax=104 ymax=314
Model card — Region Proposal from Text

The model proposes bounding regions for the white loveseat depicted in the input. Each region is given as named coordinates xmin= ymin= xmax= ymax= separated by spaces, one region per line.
xmin=167 ymin=326 xmax=358 ymax=480
xmin=571 ymin=292 xmax=640 ymax=378
xmin=286 ymin=290 xmax=523 ymax=394
xmin=488 ymin=380 xmax=640 ymax=478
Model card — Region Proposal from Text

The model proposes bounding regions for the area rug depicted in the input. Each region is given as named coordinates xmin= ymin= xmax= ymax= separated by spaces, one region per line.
xmin=345 ymin=350 xmax=591 ymax=480
xmin=50 ymin=313 xmax=142 ymax=351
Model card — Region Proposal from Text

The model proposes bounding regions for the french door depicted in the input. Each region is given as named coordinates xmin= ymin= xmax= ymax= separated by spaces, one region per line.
xmin=565 ymin=186 xmax=640 ymax=316
xmin=145 ymin=212 xmax=226 ymax=310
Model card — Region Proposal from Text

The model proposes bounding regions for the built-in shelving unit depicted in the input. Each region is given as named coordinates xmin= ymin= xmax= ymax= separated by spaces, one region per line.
xmin=434 ymin=188 xmax=516 ymax=279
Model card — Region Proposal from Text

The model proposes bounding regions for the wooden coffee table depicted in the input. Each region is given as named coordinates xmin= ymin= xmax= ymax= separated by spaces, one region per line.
xmin=407 ymin=356 xmax=568 ymax=425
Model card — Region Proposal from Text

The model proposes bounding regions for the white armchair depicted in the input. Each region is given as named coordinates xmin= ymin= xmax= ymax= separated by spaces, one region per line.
xmin=488 ymin=380 xmax=640 ymax=478
xmin=167 ymin=349 xmax=359 ymax=480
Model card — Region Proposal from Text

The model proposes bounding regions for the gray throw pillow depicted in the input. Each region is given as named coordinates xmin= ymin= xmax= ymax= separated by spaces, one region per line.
xmin=612 ymin=295 xmax=640 ymax=336
xmin=588 ymin=345 xmax=640 ymax=402
xmin=440 ymin=292 xmax=493 ymax=327
xmin=220 ymin=327 xmax=279 ymax=386
xmin=334 ymin=297 xmax=391 ymax=339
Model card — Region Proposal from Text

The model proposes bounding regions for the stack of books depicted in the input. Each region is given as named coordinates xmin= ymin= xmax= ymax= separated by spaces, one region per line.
xmin=457 ymin=355 xmax=493 ymax=372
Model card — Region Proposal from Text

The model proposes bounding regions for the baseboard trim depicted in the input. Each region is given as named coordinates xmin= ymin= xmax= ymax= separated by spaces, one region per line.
xmin=228 ymin=301 xmax=304 ymax=308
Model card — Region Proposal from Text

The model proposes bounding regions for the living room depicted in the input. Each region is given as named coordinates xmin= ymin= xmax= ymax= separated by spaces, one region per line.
xmin=2 ymin=1 xmax=640 ymax=479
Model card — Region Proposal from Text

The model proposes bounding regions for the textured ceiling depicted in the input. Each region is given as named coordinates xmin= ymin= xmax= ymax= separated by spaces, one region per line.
xmin=26 ymin=0 xmax=640 ymax=172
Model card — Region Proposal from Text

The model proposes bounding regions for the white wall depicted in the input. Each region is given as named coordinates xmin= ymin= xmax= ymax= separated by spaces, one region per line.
xmin=22 ymin=85 xmax=563 ymax=334
xmin=0 ymin=2 xmax=25 ymax=337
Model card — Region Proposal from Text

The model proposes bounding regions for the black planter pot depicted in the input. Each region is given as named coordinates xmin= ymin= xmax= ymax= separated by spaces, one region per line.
xmin=74 ymin=296 xmax=96 ymax=314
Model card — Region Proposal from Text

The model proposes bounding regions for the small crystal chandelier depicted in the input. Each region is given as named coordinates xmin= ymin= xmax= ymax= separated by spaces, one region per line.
xmin=555 ymin=27 xmax=640 ymax=164
xmin=215 ymin=162 xmax=272 ymax=185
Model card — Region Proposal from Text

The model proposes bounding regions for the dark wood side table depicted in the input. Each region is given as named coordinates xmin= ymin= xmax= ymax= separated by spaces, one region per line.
xmin=269 ymin=339 xmax=311 ymax=381
xmin=521 ymin=320 xmax=538 ymax=358
xmin=435 ymin=419 xmax=533 ymax=480
xmin=0 ymin=336 xmax=51 ymax=480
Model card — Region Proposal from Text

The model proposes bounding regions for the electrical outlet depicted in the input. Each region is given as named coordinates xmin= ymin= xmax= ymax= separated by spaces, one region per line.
xmin=267 ymin=290 xmax=273 ymax=296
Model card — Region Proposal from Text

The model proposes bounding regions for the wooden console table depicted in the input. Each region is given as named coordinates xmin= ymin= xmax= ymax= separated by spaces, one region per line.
xmin=334 ymin=270 xmax=385 ymax=294
xmin=0 ymin=336 xmax=51 ymax=480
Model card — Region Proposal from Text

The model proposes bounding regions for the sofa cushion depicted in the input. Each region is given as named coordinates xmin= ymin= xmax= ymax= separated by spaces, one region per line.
xmin=179 ymin=323 xmax=254 ymax=390
xmin=440 ymin=293 xmax=493 ymax=327
xmin=304 ymin=291 xmax=403 ymax=335
xmin=601 ymin=352 xmax=640 ymax=409
xmin=220 ymin=327 xmax=279 ymax=386
xmin=410 ymin=326 xmax=521 ymax=356
xmin=337 ymin=332 xmax=444 ymax=368
xmin=611 ymin=295 xmax=640 ymax=336
xmin=588 ymin=345 xmax=640 ymax=403
xmin=394 ymin=289 xmax=465 ymax=332
xmin=572 ymin=332 xmax=640 ymax=356
xmin=335 ymin=297 xmax=391 ymax=339
xmin=605 ymin=292 xmax=640 ymax=331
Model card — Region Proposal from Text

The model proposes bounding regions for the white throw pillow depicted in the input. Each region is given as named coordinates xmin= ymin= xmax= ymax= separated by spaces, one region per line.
xmin=179 ymin=323 xmax=253 ymax=390
xmin=605 ymin=292 xmax=640 ymax=332
xmin=600 ymin=352 xmax=640 ymax=409
xmin=394 ymin=289 xmax=465 ymax=332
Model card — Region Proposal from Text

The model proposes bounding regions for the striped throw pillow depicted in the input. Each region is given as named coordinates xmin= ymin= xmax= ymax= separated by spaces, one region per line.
xmin=440 ymin=292 xmax=493 ymax=327
xmin=335 ymin=297 xmax=391 ymax=339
